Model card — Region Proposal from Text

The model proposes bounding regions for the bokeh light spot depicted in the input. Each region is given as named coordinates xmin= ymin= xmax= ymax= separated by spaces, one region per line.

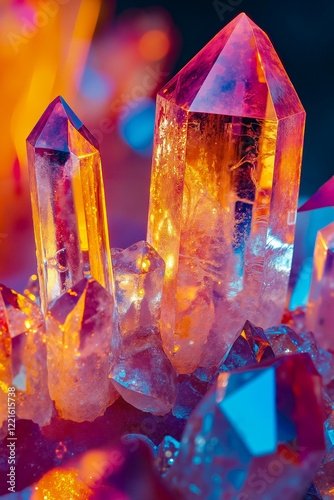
xmin=118 ymin=98 xmax=155 ymax=157
xmin=139 ymin=29 xmax=170 ymax=61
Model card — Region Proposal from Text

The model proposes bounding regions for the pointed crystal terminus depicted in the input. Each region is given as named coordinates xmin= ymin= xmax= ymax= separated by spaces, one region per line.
xmin=147 ymin=13 xmax=306 ymax=374
xmin=26 ymin=96 xmax=113 ymax=315
xmin=306 ymin=222 xmax=334 ymax=350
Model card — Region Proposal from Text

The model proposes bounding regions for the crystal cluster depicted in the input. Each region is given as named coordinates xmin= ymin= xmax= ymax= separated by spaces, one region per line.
xmin=147 ymin=13 xmax=306 ymax=374
xmin=0 ymin=285 xmax=52 ymax=437
xmin=1 ymin=11 xmax=333 ymax=500
xmin=169 ymin=354 xmax=325 ymax=500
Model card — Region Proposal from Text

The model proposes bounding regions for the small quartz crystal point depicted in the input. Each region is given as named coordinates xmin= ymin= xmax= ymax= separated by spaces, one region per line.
xmin=110 ymin=241 xmax=177 ymax=415
xmin=47 ymin=276 xmax=118 ymax=422
xmin=217 ymin=320 xmax=275 ymax=374
xmin=147 ymin=13 xmax=306 ymax=374
xmin=306 ymin=222 xmax=334 ymax=350
xmin=26 ymin=96 xmax=113 ymax=315
xmin=168 ymin=354 xmax=325 ymax=500
xmin=0 ymin=284 xmax=53 ymax=434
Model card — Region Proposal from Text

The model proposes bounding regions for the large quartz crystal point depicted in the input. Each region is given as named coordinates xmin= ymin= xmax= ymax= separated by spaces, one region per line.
xmin=0 ymin=284 xmax=53 ymax=429
xmin=26 ymin=96 xmax=113 ymax=315
xmin=110 ymin=241 xmax=177 ymax=415
xmin=47 ymin=277 xmax=118 ymax=422
xmin=306 ymin=222 xmax=334 ymax=350
xmin=167 ymin=354 xmax=325 ymax=500
xmin=147 ymin=13 xmax=306 ymax=374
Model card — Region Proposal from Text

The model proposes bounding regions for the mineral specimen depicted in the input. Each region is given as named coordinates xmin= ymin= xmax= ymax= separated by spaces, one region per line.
xmin=47 ymin=277 xmax=118 ymax=422
xmin=168 ymin=354 xmax=325 ymax=500
xmin=0 ymin=284 xmax=52 ymax=433
xmin=265 ymin=323 xmax=303 ymax=355
xmin=217 ymin=320 xmax=275 ymax=373
xmin=110 ymin=242 xmax=177 ymax=415
xmin=26 ymin=96 xmax=113 ymax=315
xmin=147 ymin=13 xmax=306 ymax=374
xmin=306 ymin=222 xmax=334 ymax=350
xmin=266 ymin=324 xmax=334 ymax=385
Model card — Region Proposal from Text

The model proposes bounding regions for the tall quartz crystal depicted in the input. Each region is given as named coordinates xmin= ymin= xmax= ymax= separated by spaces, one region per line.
xmin=147 ymin=13 xmax=306 ymax=374
xmin=27 ymin=96 xmax=113 ymax=314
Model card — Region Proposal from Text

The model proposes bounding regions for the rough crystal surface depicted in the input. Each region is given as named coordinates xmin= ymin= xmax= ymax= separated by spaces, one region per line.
xmin=306 ymin=222 xmax=334 ymax=350
xmin=147 ymin=13 xmax=306 ymax=374
xmin=27 ymin=96 xmax=113 ymax=314
xmin=112 ymin=241 xmax=165 ymax=342
xmin=110 ymin=242 xmax=177 ymax=415
xmin=168 ymin=354 xmax=325 ymax=500
xmin=47 ymin=277 xmax=118 ymax=422
xmin=266 ymin=324 xmax=334 ymax=385
xmin=0 ymin=284 xmax=53 ymax=430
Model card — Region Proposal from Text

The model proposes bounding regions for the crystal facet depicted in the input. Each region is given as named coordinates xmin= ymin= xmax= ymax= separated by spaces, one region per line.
xmin=265 ymin=323 xmax=304 ymax=355
xmin=168 ymin=354 xmax=325 ymax=500
xmin=110 ymin=241 xmax=177 ymax=415
xmin=147 ymin=13 xmax=306 ymax=374
xmin=0 ymin=284 xmax=52 ymax=431
xmin=217 ymin=320 xmax=275 ymax=373
xmin=27 ymin=96 xmax=113 ymax=314
xmin=306 ymin=222 xmax=334 ymax=350
xmin=47 ymin=277 xmax=118 ymax=422
xmin=298 ymin=175 xmax=334 ymax=212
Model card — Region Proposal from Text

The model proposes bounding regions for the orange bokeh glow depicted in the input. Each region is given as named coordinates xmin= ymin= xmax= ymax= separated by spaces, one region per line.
xmin=32 ymin=468 xmax=93 ymax=500
xmin=139 ymin=29 xmax=170 ymax=61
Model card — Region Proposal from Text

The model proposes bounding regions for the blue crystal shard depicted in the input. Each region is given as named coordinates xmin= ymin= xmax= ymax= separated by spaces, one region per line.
xmin=168 ymin=354 xmax=325 ymax=500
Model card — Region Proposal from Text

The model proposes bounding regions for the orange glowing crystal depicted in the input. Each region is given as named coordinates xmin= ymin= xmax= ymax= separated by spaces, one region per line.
xmin=306 ymin=222 xmax=334 ymax=350
xmin=147 ymin=13 xmax=306 ymax=374
xmin=27 ymin=96 xmax=113 ymax=315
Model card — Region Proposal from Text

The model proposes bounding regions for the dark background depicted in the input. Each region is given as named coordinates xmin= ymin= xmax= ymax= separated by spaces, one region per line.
xmin=115 ymin=0 xmax=334 ymax=197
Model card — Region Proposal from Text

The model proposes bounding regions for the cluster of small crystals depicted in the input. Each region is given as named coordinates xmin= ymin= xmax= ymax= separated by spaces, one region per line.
xmin=1 ymin=12 xmax=334 ymax=500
